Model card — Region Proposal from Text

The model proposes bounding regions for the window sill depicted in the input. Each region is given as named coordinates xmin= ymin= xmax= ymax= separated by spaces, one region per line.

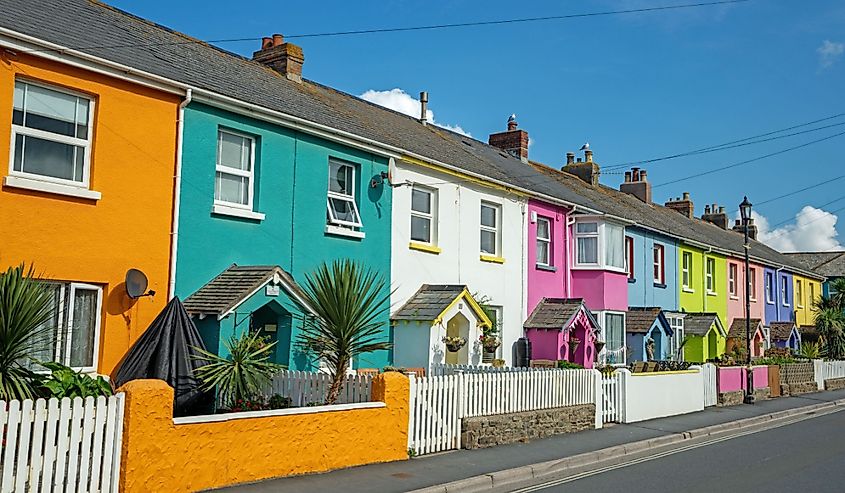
xmin=729 ymin=295 xmax=739 ymax=300
xmin=653 ymin=282 xmax=667 ymax=289
xmin=212 ymin=204 xmax=265 ymax=221
xmin=682 ymin=288 xmax=695 ymax=293
xmin=536 ymin=264 xmax=557 ymax=272
xmin=766 ymin=300 xmax=774 ymax=305
xmin=750 ymin=298 xmax=757 ymax=303
xmin=480 ymin=255 xmax=505 ymax=264
xmin=3 ymin=175 xmax=101 ymax=200
xmin=706 ymin=291 xmax=718 ymax=297
xmin=325 ymin=225 xmax=365 ymax=239
xmin=627 ymin=277 xmax=636 ymax=284
xmin=409 ymin=242 xmax=441 ymax=254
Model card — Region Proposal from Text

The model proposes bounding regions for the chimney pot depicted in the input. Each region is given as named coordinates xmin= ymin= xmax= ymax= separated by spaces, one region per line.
xmin=566 ymin=152 xmax=575 ymax=165
xmin=704 ymin=205 xmax=711 ymax=214
xmin=419 ymin=91 xmax=428 ymax=125
xmin=683 ymin=192 xmax=690 ymax=200
xmin=640 ymin=170 xmax=647 ymax=181
xmin=585 ymin=149 xmax=593 ymax=163
xmin=261 ymin=37 xmax=273 ymax=49
xmin=620 ymin=166 xmax=652 ymax=203
xmin=272 ymin=34 xmax=284 ymax=46
xmin=624 ymin=171 xmax=632 ymax=183
xmin=577 ymin=157 xmax=582 ymax=162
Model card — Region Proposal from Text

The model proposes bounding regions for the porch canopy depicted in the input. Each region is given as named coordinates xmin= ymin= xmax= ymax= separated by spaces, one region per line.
xmin=392 ymin=285 xmax=492 ymax=368
xmin=682 ymin=312 xmax=727 ymax=362
xmin=523 ymin=298 xmax=600 ymax=368
xmin=626 ymin=307 xmax=674 ymax=362
xmin=770 ymin=321 xmax=801 ymax=350
xmin=727 ymin=318 xmax=765 ymax=357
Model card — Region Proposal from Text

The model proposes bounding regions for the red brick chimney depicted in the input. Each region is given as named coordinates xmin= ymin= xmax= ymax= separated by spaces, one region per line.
xmin=733 ymin=218 xmax=758 ymax=240
xmin=619 ymin=167 xmax=652 ymax=203
xmin=488 ymin=114 xmax=529 ymax=163
xmin=665 ymin=192 xmax=694 ymax=219
xmin=252 ymin=34 xmax=304 ymax=83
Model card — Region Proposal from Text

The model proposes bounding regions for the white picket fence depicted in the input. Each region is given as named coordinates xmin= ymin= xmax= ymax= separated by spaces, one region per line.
xmin=602 ymin=372 xmax=624 ymax=423
xmin=0 ymin=394 xmax=124 ymax=493
xmin=429 ymin=364 xmax=547 ymax=376
xmin=408 ymin=369 xmax=601 ymax=455
xmin=264 ymin=371 xmax=373 ymax=406
xmin=701 ymin=363 xmax=718 ymax=407
xmin=814 ymin=359 xmax=845 ymax=390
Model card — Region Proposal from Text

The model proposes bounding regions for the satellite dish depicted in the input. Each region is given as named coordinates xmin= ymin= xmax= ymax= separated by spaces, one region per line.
xmin=126 ymin=269 xmax=154 ymax=299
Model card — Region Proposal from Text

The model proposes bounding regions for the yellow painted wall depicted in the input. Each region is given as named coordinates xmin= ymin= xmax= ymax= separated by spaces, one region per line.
xmin=118 ymin=373 xmax=410 ymax=492
xmin=0 ymin=53 xmax=179 ymax=374
xmin=793 ymin=275 xmax=821 ymax=326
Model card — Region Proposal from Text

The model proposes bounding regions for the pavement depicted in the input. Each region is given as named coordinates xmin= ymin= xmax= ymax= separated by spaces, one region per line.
xmin=217 ymin=388 xmax=845 ymax=493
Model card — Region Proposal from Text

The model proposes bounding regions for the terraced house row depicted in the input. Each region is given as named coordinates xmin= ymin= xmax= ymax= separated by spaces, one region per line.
xmin=0 ymin=0 xmax=824 ymax=375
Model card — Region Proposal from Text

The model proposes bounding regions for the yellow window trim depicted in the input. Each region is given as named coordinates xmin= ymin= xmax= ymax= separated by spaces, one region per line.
xmin=409 ymin=242 xmax=442 ymax=254
xmin=480 ymin=255 xmax=506 ymax=264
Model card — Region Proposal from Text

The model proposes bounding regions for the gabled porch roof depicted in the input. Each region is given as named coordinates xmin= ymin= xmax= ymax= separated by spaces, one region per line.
xmin=769 ymin=321 xmax=800 ymax=342
xmin=523 ymin=298 xmax=600 ymax=332
xmin=626 ymin=307 xmax=674 ymax=336
xmin=728 ymin=318 xmax=764 ymax=339
xmin=392 ymin=285 xmax=492 ymax=328
xmin=183 ymin=265 xmax=314 ymax=320
xmin=684 ymin=312 xmax=727 ymax=337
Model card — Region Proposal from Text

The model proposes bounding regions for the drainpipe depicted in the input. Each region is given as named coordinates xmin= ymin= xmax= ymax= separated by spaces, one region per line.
xmin=168 ymin=88 xmax=192 ymax=299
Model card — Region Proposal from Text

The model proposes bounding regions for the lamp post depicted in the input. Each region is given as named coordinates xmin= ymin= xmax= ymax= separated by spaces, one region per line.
xmin=740 ymin=196 xmax=755 ymax=404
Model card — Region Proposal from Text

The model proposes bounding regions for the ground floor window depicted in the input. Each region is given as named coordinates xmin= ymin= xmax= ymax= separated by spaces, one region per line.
xmin=482 ymin=305 xmax=503 ymax=363
xmin=31 ymin=282 xmax=102 ymax=371
xmin=602 ymin=312 xmax=626 ymax=366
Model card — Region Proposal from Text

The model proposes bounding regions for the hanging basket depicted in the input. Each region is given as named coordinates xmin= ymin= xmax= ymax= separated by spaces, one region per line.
xmin=443 ymin=337 xmax=467 ymax=353
xmin=483 ymin=341 xmax=501 ymax=353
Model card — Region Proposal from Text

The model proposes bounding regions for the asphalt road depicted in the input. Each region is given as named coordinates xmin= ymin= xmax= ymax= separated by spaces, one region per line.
xmin=502 ymin=408 xmax=845 ymax=493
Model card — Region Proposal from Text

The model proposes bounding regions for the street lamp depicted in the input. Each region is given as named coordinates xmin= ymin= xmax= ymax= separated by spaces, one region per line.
xmin=740 ymin=196 xmax=755 ymax=404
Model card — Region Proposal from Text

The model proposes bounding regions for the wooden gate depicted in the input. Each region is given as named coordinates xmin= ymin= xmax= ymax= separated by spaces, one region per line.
xmin=768 ymin=365 xmax=781 ymax=397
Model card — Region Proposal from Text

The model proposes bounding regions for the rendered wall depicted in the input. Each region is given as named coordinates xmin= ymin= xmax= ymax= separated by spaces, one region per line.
xmin=390 ymin=161 xmax=527 ymax=365
xmin=793 ymin=274 xmax=821 ymax=326
xmin=716 ymin=366 xmax=768 ymax=393
xmin=118 ymin=373 xmax=409 ymax=492
xmin=764 ymin=267 xmax=793 ymax=325
xmin=725 ymin=259 xmax=765 ymax=329
xmin=621 ymin=369 xmax=704 ymax=423
xmin=0 ymin=53 xmax=179 ymax=374
xmin=176 ymin=103 xmax=392 ymax=369
xmin=678 ymin=245 xmax=727 ymax=327
xmin=626 ymin=228 xmax=679 ymax=311
xmin=570 ymin=270 xmax=628 ymax=312
xmin=526 ymin=199 xmax=569 ymax=314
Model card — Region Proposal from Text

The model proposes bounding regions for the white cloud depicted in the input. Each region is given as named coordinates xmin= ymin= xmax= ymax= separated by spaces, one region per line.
xmin=818 ymin=40 xmax=844 ymax=68
xmin=747 ymin=206 xmax=844 ymax=252
xmin=359 ymin=88 xmax=471 ymax=137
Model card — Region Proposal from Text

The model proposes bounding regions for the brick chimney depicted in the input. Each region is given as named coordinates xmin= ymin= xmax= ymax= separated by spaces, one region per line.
xmin=701 ymin=203 xmax=729 ymax=230
xmin=733 ymin=218 xmax=758 ymax=240
xmin=252 ymin=34 xmax=304 ymax=83
xmin=619 ymin=167 xmax=652 ymax=203
xmin=488 ymin=114 xmax=529 ymax=163
xmin=665 ymin=192 xmax=694 ymax=219
xmin=562 ymin=148 xmax=600 ymax=187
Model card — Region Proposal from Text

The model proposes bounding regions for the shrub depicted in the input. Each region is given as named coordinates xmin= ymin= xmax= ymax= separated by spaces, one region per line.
xmin=38 ymin=362 xmax=113 ymax=399
xmin=556 ymin=361 xmax=584 ymax=370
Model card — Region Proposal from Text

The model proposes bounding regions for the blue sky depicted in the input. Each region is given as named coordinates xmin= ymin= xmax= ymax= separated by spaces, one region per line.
xmin=111 ymin=0 xmax=845 ymax=251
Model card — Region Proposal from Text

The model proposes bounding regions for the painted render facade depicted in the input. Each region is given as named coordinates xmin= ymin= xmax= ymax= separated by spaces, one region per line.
xmin=763 ymin=267 xmax=794 ymax=326
xmin=526 ymin=198 xmax=571 ymax=314
xmin=626 ymin=227 xmax=679 ymax=311
xmin=725 ymin=258 xmax=765 ymax=331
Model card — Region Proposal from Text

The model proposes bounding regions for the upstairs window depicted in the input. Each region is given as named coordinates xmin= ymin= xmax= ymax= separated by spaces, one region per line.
xmin=705 ymin=257 xmax=716 ymax=294
xmin=31 ymin=282 xmax=102 ymax=372
xmin=625 ymin=236 xmax=634 ymax=279
xmin=215 ymin=130 xmax=255 ymax=209
xmin=810 ymin=282 xmax=815 ymax=306
xmin=765 ymin=272 xmax=774 ymax=303
xmin=575 ymin=222 xmax=599 ymax=265
xmin=728 ymin=263 xmax=737 ymax=297
xmin=653 ymin=244 xmax=665 ymax=285
xmin=682 ymin=252 xmax=693 ymax=290
xmin=573 ymin=220 xmax=626 ymax=271
xmin=410 ymin=185 xmax=436 ymax=244
xmin=536 ymin=217 xmax=552 ymax=266
xmin=604 ymin=223 xmax=625 ymax=270
xmin=749 ymin=268 xmax=757 ymax=301
xmin=480 ymin=201 xmax=501 ymax=256
xmin=326 ymin=159 xmax=362 ymax=228
xmin=11 ymin=80 xmax=93 ymax=187
xmin=796 ymin=279 xmax=804 ymax=308
xmin=781 ymin=275 xmax=789 ymax=306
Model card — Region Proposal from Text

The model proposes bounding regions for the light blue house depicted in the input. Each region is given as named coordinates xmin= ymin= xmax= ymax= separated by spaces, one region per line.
xmin=626 ymin=227 xmax=679 ymax=311
xmin=625 ymin=307 xmax=674 ymax=362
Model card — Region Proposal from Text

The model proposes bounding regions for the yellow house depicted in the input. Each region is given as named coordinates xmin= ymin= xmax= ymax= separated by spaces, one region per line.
xmin=0 ymin=48 xmax=181 ymax=374
xmin=793 ymin=274 xmax=822 ymax=327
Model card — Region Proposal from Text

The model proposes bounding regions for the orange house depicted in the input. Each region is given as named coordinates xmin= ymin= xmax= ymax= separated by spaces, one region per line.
xmin=0 ymin=50 xmax=181 ymax=374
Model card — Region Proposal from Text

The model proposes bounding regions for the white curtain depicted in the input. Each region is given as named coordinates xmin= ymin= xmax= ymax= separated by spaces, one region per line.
xmin=605 ymin=223 xmax=625 ymax=269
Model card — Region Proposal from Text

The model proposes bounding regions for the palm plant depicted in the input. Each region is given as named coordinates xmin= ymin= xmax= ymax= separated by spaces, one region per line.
xmin=799 ymin=341 xmax=821 ymax=359
xmin=193 ymin=331 xmax=283 ymax=408
xmin=827 ymin=278 xmax=845 ymax=310
xmin=0 ymin=264 xmax=54 ymax=400
xmin=813 ymin=306 xmax=845 ymax=360
xmin=296 ymin=260 xmax=392 ymax=405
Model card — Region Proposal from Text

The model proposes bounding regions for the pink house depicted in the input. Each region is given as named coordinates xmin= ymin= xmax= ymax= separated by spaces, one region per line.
xmin=524 ymin=298 xmax=601 ymax=368
xmin=726 ymin=258 xmax=765 ymax=341
xmin=526 ymin=199 xmax=571 ymax=313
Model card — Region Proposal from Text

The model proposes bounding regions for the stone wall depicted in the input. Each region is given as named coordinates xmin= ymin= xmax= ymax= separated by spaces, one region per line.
xmin=779 ymin=363 xmax=814 ymax=386
xmin=781 ymin=381 xmax=817 ymax=396
xmin=461 ymin=404 xmax=595 ymax=449
xmin=825 ymin=377 xmax=845 ymax=391
xmin=717 ymin=387 xmax=770 ymax=406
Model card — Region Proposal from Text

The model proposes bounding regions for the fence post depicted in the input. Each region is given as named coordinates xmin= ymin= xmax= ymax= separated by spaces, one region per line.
xmin=407 ymin=375 xmax=417 ymax=451
xmin=618 ymin=369 xmax=630 ymax=424
xmin=813 ymin=359 xmax=824 ymax=390
xmin=592 ymin=369 xmax=603 ymax=429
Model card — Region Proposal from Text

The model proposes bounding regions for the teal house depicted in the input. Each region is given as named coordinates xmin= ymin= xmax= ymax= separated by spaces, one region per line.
xmin=173 ymin=39 xmax=393 ymax=370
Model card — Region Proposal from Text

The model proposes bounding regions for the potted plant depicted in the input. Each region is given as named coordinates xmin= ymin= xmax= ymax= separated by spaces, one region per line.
xmin=442 ymin=336 xmax=467 ymax=352
xmin=479 ymin=334 xmax=500 ymax=353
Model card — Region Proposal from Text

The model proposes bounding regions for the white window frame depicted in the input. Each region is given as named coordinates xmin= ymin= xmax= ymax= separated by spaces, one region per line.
xmin=574 ymin=220 xmax=600 ymax=267
xmin=599 ymin=311 xmax=626 ymax=366
xmin=625 ymin=236 xmax=634 ymax=279
xmin=653 ymin=244 xmax=665 ymax=285
xmin=10 ymin=79 xmax=95 ymax=189
xmin=765 ymin=272 xmax=774 ymax=304
xmin=41 ymin=282 xmax=103 ymax=373
xmin=479 ymin=201 xmax=502 ymax=256
xmin=573 ymin=219 xmax=626 ymax=272
xmin=705 ymin=257 xmax=716 ymax=294
xmin=728 ymin=263 xmax=737 ymax=298
xmin=326 ymin=158 xmax=363 ymax=229
xmin=682 ymin=251 xmax=693 ymax=291
xmin=781 ymin=275 xmax=789 ymax=307
xmin=796 ymin=279 xmax=804 ymax=308
xmin=536 ymin=216 xmax=552 ymax=267
xmin=482 ymin=305 xmax=504 ymax=363
xmin=670 ymin=317 xmax=685 ymax=361
xmin=214 ymin=129 xmax=255 ymax=210
xmin=749 ymin=267 xmax=757 ymax=301
xmin=410 ymin=185 xmax=437 ymax=245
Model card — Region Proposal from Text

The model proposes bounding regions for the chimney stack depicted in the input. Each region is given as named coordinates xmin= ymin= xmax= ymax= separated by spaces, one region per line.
xmin=562 ymin=149 xmax=601 ymax=187
xmin=733 ymin=218 xmax=758 ymax=240
xmin=419 ymin=91 xmax=428 ymax=126
xmin=665 ymin=192 xmax=694 ymax=219
xmin=620 ymin=166 xmax=652 ymax=203
xmin=252 ymin=33 xmax=305 ymax=83
xmin=488 ymin=114 xmax=529 ymax=163
xmin=701 ymin=203 xmax=729 ymax=230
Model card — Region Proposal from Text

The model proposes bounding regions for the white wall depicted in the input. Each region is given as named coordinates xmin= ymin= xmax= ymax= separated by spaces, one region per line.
xmin=621 ymin=369 xmax=704 ymax=423
xmin=391 ymin=161 xmax=528 ymax=365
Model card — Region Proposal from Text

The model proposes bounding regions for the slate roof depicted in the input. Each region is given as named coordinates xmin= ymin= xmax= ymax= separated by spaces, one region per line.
xmin=625 ymin=307 xmax=663 ymax=334
xmin=183 ymin=265 xmax=310 ymax=317
xmin=524 ymin=298 xmax=598 ymax=330
xmin=785 ymin=252 xmax=845 ymax=278
xmin=0 ymin=0 xmax=823 ymax=281
xmin=683 ymin=313 xmax=724 ymax=336
xmin=769 ymin=322 xmax=798 ymax=341
xmin=392 ymin=285 xmax=467 ymax=321
xmin=727 ymin=318 xmax=763 ymax=338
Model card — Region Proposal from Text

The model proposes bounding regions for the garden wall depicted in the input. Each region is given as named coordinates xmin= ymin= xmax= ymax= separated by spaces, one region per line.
xmin=118 ymin=373 xmax=409 ymax=492
xmin=717 ymin=366 xmax=769 ymax=393
xmin=461 ymin=404 xmax=595 ymax=449
xmin=622 ymin=369 xmax=704 ymax=423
